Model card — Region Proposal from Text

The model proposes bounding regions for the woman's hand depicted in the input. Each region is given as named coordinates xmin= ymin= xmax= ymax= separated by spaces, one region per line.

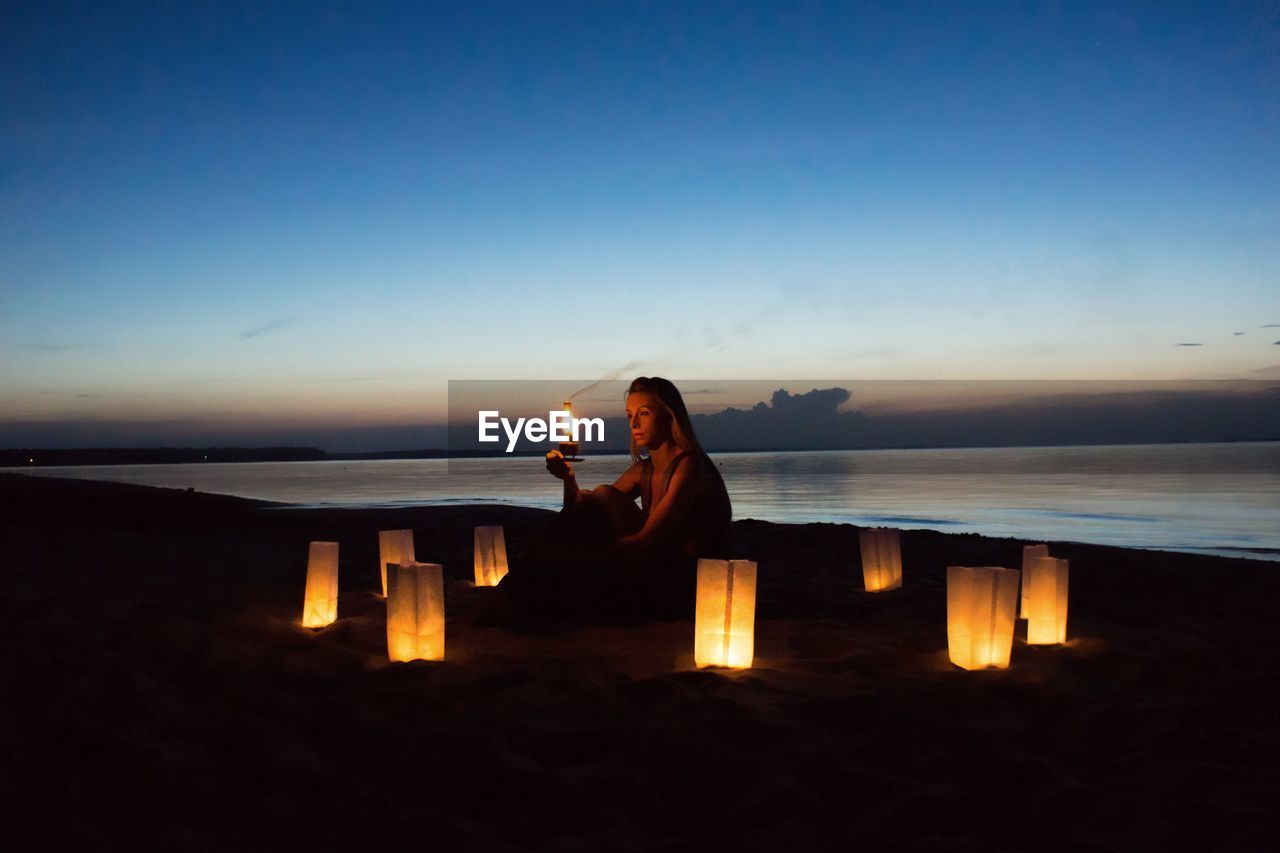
xmin=545 ymin=449 xmax=575 ymax=481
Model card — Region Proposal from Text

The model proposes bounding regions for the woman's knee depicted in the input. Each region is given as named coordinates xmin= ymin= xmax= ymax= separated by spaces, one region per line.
xmin=583 ymin=483 xmax=621 ymax=503
xmin=587 ymin=485 xmax=643 ymax=534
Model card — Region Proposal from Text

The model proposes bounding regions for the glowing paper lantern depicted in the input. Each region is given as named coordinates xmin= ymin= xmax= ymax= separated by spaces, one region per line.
xmin=385 ymin=561 xmax=445 ymax=662
xmin=1019 ymin=543 xmax=1049 ymax=618
xmin=947 ymin=566 xmax=1020 ymax=670
xmin=377 ymin=529 xmax=415 ymax=596
xmin=694 ymin=559 xmax=757 ymax=669
xmin=859 ymin=527 xmax=903 ymax=592
xmin=473 ymin=525 xmax=509 ymax=587
xmin=301 ymin=541 xmax=339 ymax=628
xmin=1024 ymin=555 xmax=1069 ymax=645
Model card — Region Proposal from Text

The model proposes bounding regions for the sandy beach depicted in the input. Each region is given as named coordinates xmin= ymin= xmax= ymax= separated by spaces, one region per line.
xmin=2 ymin=471 xmax=1276 ymax=851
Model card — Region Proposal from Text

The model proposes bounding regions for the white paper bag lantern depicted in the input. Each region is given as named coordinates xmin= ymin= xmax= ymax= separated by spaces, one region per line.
xmin=301 ymin=541 xmax=339 ymax=628
xmin=1019 ymin=543 xmax=1049 ymax=618
xmin=859 ymin=527 xmax=903 ymax=592
xmin=694 ymin=559 xmax=758 ymax=669
xmin=473 ymin=525 xmax=509 ymax=587
xmin=947 ymin=566 xmax=1020 ymax=670
xmin=377 ymin=529 xmax=415 ymax=596
xmin=1024 ymin=555 xmax=1069 ymax=645
xmin=385 ymin=561 xmax=445 ymax=662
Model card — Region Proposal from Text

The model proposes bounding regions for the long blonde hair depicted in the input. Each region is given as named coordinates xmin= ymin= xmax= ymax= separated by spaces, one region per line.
xmin=626 ymin=377 xmax=705 ymax=464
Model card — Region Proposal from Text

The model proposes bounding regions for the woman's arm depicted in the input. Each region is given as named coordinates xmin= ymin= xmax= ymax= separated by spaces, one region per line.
xmin=546 ymin=450 xmax=580 ymax=511
xmin=615 ymin=455 xmax=698 ymax=554
xmin=549 ymin=453 xmax=644 ymax=511
xmin=562 ymin=475 xmax=580 ymax=511
xmin=610 ymin=461 xmax=644 ymax=500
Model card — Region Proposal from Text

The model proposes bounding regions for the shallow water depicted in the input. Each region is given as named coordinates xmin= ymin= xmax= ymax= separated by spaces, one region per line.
xmin=8 ymin=442 xmax=1279 ymax=560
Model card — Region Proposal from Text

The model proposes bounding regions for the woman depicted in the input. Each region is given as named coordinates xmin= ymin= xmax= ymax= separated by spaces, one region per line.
xmin=499 ymin=376 xmax=732 ymax=623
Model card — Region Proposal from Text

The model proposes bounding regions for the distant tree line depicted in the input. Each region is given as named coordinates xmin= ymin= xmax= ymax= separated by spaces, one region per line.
xmin=2 ymin=447 xmax=327 ymax=467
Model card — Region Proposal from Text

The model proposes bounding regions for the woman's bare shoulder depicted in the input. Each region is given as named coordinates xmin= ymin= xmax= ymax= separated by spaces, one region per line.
xmin=682 ymin=452 xmax=727 ymax=497
xmin=664 ymin=451 xmax=710 ymax=494
xmin=679 ymin=450 xmax=716 ymax=477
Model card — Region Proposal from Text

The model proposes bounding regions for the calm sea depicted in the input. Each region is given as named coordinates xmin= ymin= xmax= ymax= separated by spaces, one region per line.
xmin=8 ymin=442 xmax=1279 ymax=561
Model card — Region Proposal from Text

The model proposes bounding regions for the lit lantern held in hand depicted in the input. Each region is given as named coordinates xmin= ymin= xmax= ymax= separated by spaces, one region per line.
xmin=558 ymin=400 xmax=581 ymax=461
xmin=301 ymin=541 xmax=339 ymax=628
xmin=1024 ymin=555 xmax=1069 ymax=645
xmin=1019 ymin=543 xmax=1049 ymax=618
xmin=859 ymin=527 xmax=903 ymax=592
xmin=385 ymin=561 xmax=445 ymax=662
xmin=694 ymin=558 xmax=758 ymax=669
xmin=473 ymin=525 xmax=509 ymax=587
xmin=377 ymin=529 xmax=415 ymax=596
xmin=947 ymin=565 xmax=1020 ymax=670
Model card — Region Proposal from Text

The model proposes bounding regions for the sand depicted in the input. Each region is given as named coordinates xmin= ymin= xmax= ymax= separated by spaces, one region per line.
xmin=2 ymin=471 xmax=1277 ymax=851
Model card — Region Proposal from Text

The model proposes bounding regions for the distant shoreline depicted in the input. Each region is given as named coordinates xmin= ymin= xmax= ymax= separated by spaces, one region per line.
xmin=2 ymin=438 xmax=1278 ymax=468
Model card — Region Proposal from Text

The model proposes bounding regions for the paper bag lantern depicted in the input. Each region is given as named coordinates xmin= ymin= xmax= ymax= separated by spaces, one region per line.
xmin=694 ymin=559 xmax=758 ymax=669
xmin=473 ymin=525 xmax=509 ymax=587
xmin=1019 ymin=544 xmax=1049 ymax=618
xmin=377 ymin=529 xmax=415 ymax=596
xmin=947 ymin=566 xmax=1020 ymax=670
xmin=1024 ymin=555 xmax=1069 ymax=645
xmin=301 ymin=541 xmax=339 ymax=628
xmin=385 ymin=561 xmax=445 ymax=662
xmin=859 ymin=527 xmax=903 ymax=592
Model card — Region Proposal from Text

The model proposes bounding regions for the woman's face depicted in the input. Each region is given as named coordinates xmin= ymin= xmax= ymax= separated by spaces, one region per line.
xmin=626 ymin=391 xmax=671 ymax=450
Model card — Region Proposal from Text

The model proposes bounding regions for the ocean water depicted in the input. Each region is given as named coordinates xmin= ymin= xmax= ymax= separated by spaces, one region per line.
xmin=8 ymin=442 xmax=1279 ymax=561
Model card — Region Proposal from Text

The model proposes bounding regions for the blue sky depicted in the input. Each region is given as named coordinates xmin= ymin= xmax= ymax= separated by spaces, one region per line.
xmin=2 ymin=1 xmax=1278 ymax=447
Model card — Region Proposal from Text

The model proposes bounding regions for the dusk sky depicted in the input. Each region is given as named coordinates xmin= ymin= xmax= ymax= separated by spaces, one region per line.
xmin=2 ymin=2 xmax=1278 ymax=448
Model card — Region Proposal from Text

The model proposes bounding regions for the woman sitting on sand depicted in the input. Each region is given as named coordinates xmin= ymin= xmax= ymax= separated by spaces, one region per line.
xmin=499 ymin=376 xmax=732 ymax=623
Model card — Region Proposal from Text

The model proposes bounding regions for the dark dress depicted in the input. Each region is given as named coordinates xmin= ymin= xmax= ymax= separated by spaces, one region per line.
xmin=498 ymin=451 xmax=732 ymax=624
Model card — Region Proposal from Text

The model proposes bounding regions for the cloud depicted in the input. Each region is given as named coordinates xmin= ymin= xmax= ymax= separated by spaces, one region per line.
xmin=1234 ymin=332 xmax=1245 ymax=336
xmin=1251 ymin=365 xmax=1280 ymax=376
xmin=1263 ymin=324 xmax=1280 ymax=328
xmin=1175 ymin=342 xmax=1203 ymax=347
xmin=684 ymin=386 xmax=1280 ymax=450
xmin=238 ymin=318 xmax=292 ymax=340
